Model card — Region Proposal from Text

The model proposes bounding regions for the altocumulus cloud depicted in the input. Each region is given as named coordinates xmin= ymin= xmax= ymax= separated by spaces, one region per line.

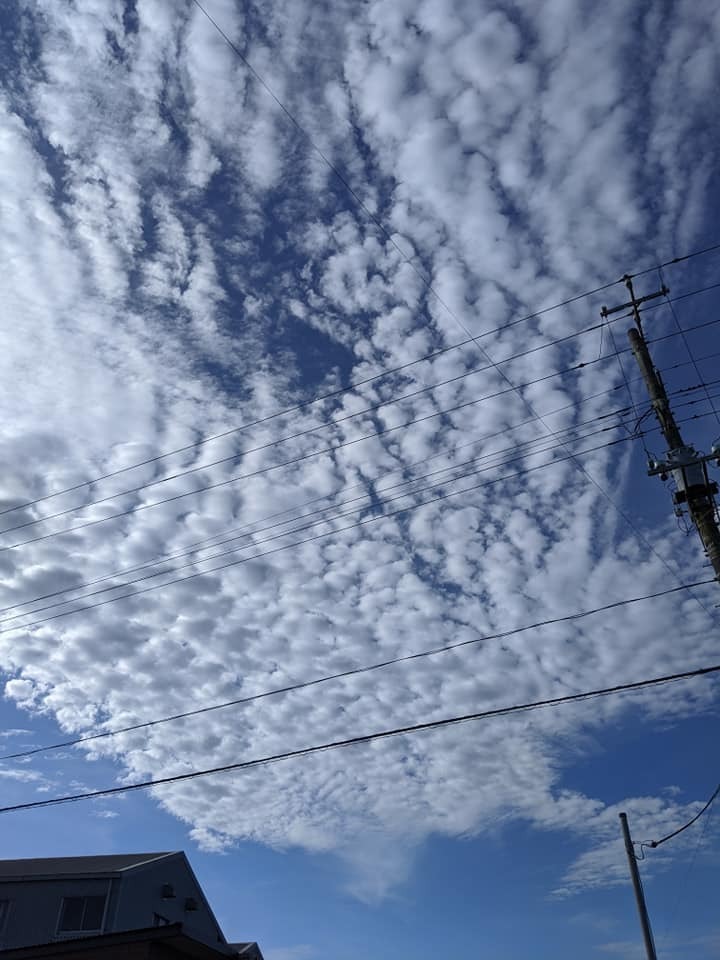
xmin=0 ymin=0 xmax=718 ymax=899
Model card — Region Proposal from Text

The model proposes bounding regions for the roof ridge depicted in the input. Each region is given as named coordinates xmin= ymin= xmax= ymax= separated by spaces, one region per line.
xmin=0 ymin=852 xmax=182 ymax=878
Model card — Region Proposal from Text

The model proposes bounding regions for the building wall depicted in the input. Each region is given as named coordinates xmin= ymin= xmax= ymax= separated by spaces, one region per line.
xmin=0 ymin=877 xmax=114 ymax=949
xmin=0 ymin=857 xmax=225 ymax=953
xmin=112 ymin=857 xmax=226 ymax=950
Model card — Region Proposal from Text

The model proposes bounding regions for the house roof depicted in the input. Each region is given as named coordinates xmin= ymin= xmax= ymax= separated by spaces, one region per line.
xmin=0 ymin=852 xmax=177 ymax=879
xmin=229 ymin=944 xmax=264 ymax=960
xmin=0 ymin=922 xmax=239 ymax=958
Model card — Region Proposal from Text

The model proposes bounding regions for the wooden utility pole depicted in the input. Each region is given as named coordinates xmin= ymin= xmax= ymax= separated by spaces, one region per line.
xmin=619 ymin=812 xmax=658 ymax=960
xmin=602 ymin=276 xmax=720 ymax=581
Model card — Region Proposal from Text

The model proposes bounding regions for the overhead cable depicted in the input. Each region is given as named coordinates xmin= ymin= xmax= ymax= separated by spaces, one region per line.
xmin=0 ymin=579 xmax=715 ymax=764
xmin=0 ymin=420 xmax=645 ymax=625
xmin=646 ymin=783 xmax=720 ymax=850
xmin=0 ymin=313 xmax=629 ymax=539
xmin=17 ymin=391 xmax=720 ymax=622
xmin=0 ymin=266 xmax=717 ymax=526
xmin=0 ymin=350 xmax=614 ymax=551
xmin=659 ymin=266 xmax=720 ymax=429
xmin=64 ymin=347 xmax=720 ymax=567
xmin=2 ymin=421 xmax=716 ymax=635
xmin=0 ymin=297 xmax=632 ymax=521
xmin=1 ymin=659 xmax=718 ymax=814
xmin=0 ymin=400 xmax=657 ymax=617
xmin=190 ymin=0 xmax=720 ymax=625
xmin=2 ymin=313 xmax=719 ymax=555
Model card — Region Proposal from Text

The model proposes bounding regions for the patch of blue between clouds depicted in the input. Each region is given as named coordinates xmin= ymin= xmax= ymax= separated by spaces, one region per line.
xmin=0 ymin=5 xmax=73 ymax=211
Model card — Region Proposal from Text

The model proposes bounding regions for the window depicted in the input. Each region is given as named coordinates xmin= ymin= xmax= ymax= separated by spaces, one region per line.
xmin=57 ymin=896 xmax=106 ymax=933
xmin=153 ymin=912 xmax=170 ymax=926
xmin=0 ymin=899 xmax=10 ymax=933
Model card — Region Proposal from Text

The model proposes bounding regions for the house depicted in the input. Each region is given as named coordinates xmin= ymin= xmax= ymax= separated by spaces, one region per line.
xmin=0 ymin=852 xmax=262 ymax=958
xmin=0 ymin=922 xmax=263 ymax=958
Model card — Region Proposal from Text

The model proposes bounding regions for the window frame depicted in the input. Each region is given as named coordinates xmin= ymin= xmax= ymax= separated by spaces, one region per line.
xmin=0 ymin=898 xmax=10 ymax=934
xmin=56 ymin=894 xmax=108 ymax=936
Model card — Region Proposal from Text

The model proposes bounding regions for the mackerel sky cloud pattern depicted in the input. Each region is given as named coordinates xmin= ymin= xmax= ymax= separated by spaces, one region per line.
xmin=0 ymin=0 xmax=719 ymax=940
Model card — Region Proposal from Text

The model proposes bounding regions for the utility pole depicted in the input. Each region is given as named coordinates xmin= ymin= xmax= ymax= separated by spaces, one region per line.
xmin=619 ymin=812 xmax=658 ymax=960
xmin=601 ymin=276 xmax=720 ymax=581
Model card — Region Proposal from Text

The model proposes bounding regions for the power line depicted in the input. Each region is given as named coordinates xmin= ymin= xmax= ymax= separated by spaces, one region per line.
xmin=0 ymin=315 xmax=713 ymax=638
xmin=673 ymin=390 xmax=720 ymax=414
xmin=0 ymin=375 xmax=714 ymax=634
xmin=111 ymin=366 xmax=716 ymax=571
xmin=0 ymin=431 xmax=659 ymax=635
xmin=191 ymin=0 xmax=720 ymax=625
xmin=384 ymin=260 xmax=720 ymax=635
xmin=673 ymin=373 xmax=720 ymax=398
xmin=0 ymin=294 xmax=630 ymax=523
xmin=646 ymin=782 xmax=720 ymax=850
xmin=0 ymin=325 xmax=613 ymax=536
xmin=6 ymin=393 xmax=719 ymax=623
xmin=0 ymin=421 xmax=644 ymax=626
xmin=2 ymin=420 xmax=715 ymax=636
xmin=1 ymin=659 xmax=718 ymax=814
xmin=0 ymin=579 xmax=714 ymax=764
xmin=632 ymin=242 xmax=720 ymax=277
xmin=1 ymin=263 xmax=717 ymax=528
xmin=151 ymin=0 xmax=720 ymax=632
xmin=83 ymin=349 xmax=720 ymax=561
xmin=0 ymin=349 xmax=613 ymax=551
xmin=3 ymin=313 xmax=719 ymax=556
xmin=0 ymin=314 xmax=629 ymax=540
xmin=661 ymin=782 xmax=718 ymax=941
xmin=658 ymin=267 xmax=720 ymax=429
xmin=634 ymin=281 xmax=720 ymax=332
xmin=0 ymin=394 xmax=656 ymax=617
xmin=3 ymin=3 xmax=716 ymax=818
xmin=12 ymin=0 xmax=718 ymax=567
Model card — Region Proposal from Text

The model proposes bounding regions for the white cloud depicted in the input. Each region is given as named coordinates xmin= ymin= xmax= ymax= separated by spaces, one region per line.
xmin=0 ymin=768 xmax=46 ymax=783
xmin=0 ymin=0 xmax=718 ymax=904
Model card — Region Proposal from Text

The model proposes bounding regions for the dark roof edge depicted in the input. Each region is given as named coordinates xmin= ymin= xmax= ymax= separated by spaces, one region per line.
xmin=0 ymin=923 xmax=234 ymax=958
xmin=0 ymin=852 xmax=179 ymax=881
xmin=177 ymin=850 xmax=229 ymax=946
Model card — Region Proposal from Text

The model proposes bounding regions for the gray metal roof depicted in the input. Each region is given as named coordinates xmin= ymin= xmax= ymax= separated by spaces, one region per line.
xmin=229 ymin=945 xmax=264 ymax=960
xmin=0 ymin=852 xmax=177 ymax=879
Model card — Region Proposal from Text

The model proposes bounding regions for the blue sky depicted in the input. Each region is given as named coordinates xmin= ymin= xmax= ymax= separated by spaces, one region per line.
xmin=0 ymin=1 xmax=719 ymax=958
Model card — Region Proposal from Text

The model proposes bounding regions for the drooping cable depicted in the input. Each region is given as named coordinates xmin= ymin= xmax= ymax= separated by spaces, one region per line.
xmin=0 ymin=659 xmax=718 ymax=814
xmin=0 ymin=395 xmax=654 ymax=617
xmin=647 ymin=783 xmax=720 ymax=849
xmin=191 ymin=0 xmax=720 ymax=627
xmin=8 ymin=394 xmax=720 ymax=624
xmin=0 ymin=315 xmax=626 ymax=540
xmin=0 ymin=422 xmax=645 ymax=627
xmin=658 ymin=266 xmax=720 ymax=429
xmin=0 ymin=350 xmax=614 ymax=551
xmin=0 ymin=301 xmax=636 ymax=522
xmin=0 ymin=419 xmax=715 ymax=636
xmin=0 ymin=580 xmax=715 ymax=763
xmin=44 ymin=349 xmax=718 ymax=586
xmin=2 ymin=313 xmax=719 ymax=557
